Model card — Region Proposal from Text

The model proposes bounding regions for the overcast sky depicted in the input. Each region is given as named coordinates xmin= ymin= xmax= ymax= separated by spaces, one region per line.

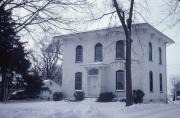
xmin=99 ymin=0 xmax=180 ymax=79
xmin=28 ymin=0 xmax=179 ymax=80
xmin=78 ymin=0 xmax=180 ymax=79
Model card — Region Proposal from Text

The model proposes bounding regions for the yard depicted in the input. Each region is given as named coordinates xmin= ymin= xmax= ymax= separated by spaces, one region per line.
xmin=0 ymin=99 xmax=180 ymax=118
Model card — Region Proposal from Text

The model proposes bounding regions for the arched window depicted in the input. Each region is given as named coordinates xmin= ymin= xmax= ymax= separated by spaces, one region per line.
xmin=116 ymin=40 xmax=124 ymax=59
xmin=95 ymin=43 xmax=103 ymax=62
xmin=76 ymin=45 xmax=83 ymax=63
xmin=149 ymin=71 xmax=153 ymax=92
xmin=159 ymin=47 xmax=162 ymax=64
xmin=159 ymin=73 xmax=163 ymax=92
xmin=149 ymin=42 xmax=152 ymax=61
xmin=75 ymin=72 xmax=82 ymax=90
xmin=116 ymin=70 xmax=125 ymax=90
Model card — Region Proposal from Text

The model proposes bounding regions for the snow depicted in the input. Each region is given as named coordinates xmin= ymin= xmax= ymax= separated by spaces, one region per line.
xmin=43 ymin=80 xmax=62 ymax=93
xmin=12 ymin=90 xmax=24 ymax=95
xmin=0 ymin=99 xmax=180 ymax=118
xmin=40 ymin=80 xmax=62 ymax=100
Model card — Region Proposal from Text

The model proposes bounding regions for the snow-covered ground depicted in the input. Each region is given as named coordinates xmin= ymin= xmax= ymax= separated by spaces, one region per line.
xmin=0 ymin=99 xmax=180 ymax=118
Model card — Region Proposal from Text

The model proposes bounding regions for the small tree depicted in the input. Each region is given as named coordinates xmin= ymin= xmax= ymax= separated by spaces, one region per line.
xmin=30 ymin=38 xmax=62 ymax=84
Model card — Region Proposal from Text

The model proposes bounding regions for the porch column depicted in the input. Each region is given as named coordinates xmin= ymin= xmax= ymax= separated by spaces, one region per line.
xmin=98 ymin=67 xmax=103 ymax=94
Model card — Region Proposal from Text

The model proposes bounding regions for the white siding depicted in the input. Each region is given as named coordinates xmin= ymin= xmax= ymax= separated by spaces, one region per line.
xmin=59 ymin=24 xmax=172 ymax=102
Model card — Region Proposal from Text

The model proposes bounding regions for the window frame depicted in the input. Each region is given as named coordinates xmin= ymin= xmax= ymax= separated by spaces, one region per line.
xmin=159 ymin=73 xmax=163 ymax=93
xmin=159 ymin=47 xmax=162 ymax=64
xmin=149 ymin=42 xmax=153 ymax=61
xmin=116 ymin=40 xmax=125 ymax=59
xmin=149 ymin=71 xmax=153 ymax=92
xmin=116 ymin=70 xmax=125 ymax=91
xmin=75 ymin=45 xmax=83 ymax=63
xmin=75 ymin=72 xmax=82 ymax=90
xmin=88 ymin=69 xmax=98 ymax=75
xmin=95 ymin=43 xmax=103 ymax=62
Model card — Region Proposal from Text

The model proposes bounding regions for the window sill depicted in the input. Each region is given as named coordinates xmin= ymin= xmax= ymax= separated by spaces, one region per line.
xmin=95 ymin=60 xmax=103 ymax=62
xmin=116 ymin=58 xmax=125 ymax=60
xmin=115 ymin=90 xmax=125 ymax=92
xmin=75 ymin=61 xmax=83 ymax=63
xmin=75 ymin=90 xmax=83 ymax=91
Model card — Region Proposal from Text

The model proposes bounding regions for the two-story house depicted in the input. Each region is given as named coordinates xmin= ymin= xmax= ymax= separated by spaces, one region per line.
xmin=54 ymin=23 xmax=174 ymax=102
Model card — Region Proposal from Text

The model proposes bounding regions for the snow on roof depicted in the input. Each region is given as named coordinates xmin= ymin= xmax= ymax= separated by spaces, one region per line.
xmin=12 ymin=90 xmax=24 ymax=95
xmin=43 ymin=79 xmax=62 ymax=93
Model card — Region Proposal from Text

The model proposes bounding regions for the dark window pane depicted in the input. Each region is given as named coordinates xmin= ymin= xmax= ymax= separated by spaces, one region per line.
xmin=160 ymin=73 xmax=163 ymax=92
xmin=149 ymin=42 xmax=152 ymax=61
xmin=116 ymin=70 xmax=125 ymax=90
xmin=116 ymin=40 xmax=124 ymax=59
xmin=149 ymin=71 xmax=153 ymax=92
xmin=95 ymin=43 xmax=103 ymax=61
xmin=75 ymin=72 xmax=82 ymax=90
xmin=159 ymin=47 xmax=162 ymax=64
xmin=76 ymin=45 xmax=83 ymax=63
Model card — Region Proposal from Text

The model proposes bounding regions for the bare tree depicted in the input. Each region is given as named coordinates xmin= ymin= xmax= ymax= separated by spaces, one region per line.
xmin=163 ymin=0 xmax=180 ymax=27
xmin=112 ymin=0 xmax=134 ymax=106
xmin=30 ymin=38 xmax=62 ymax=85
xmin=0 ymin=0 xmax=90 ymax=38
xmin=87 ymin=0 xmax=136 ymax=106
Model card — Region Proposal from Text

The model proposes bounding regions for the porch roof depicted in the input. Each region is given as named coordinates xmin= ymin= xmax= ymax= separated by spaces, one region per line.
xmin=80 ymin=62 xmax=109 ymax=69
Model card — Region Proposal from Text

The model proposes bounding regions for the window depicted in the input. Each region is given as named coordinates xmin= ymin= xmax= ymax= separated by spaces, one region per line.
xmin=116 ymin=40 xmax=124 ymax=59
xmin=116 ymin=70 xmax=125 ymax=90
xmin=159 ymin=73 xmax=163 ymax=92
xmin=159 ymin=47 xmax=162 ymax=64
xmin=75 ymin=72 xmax=82 ymax=90
xmin=88 ymin=69 xmax=98 ymax=75
xmin=95 ymin=43 xmax=103 ymax=62
xmin=149 ymin=71 xmax=153 ymax=92
xmin=76 ymin=45 xmax=83 ymax=63
xmin=149 ymin=42 xmax=152 ymax=61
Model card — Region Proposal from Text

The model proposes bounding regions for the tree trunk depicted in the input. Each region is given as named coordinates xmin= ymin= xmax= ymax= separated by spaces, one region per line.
xmin=125 ymin=33 xmax=133 ymax=106
xmin=113 ymin=0 xmax=134 ymax=106
xmin=0 ymin=67 xmax=6 ymax=102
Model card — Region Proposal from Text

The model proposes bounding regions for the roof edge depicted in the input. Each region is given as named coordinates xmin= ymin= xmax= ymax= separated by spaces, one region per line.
xmin=53 ymin=23 xmax=175 ymax=44
xmin=145 ymin=23 xmax=175 ymax=44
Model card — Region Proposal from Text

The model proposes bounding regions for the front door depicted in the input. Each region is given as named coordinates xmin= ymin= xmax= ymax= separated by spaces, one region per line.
xmin=88 ymin=75 xmax=99 ymax=97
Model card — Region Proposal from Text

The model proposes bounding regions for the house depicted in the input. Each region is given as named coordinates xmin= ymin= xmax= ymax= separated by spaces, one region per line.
xmin=54 ymin=23 xmax=174 ymax=103
xmin=175 ymin=82 xmax=180 ymax=100
xmin=40 ymin=80 xmax=62 ymax=100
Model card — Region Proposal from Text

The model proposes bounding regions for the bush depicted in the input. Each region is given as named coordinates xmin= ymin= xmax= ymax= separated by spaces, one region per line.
xmin=73 ymin=91 xmax=85 ymax=101
xmin=133 ymin=89 xmax=145 ymax=104
xmin=97 ymin=92 xmax=115 ymax=102
xmin=53 ymin=92 xmax=63 ymax=101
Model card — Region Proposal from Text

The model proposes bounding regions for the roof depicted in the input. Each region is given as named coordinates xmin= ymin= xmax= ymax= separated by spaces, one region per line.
xmin=80 ymin=62 xmax=109 ymax=68
xmin=53 ymin=23 xmax=174 ymax=44
xmin=43 ymin=79 xmax=62 ymax=93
